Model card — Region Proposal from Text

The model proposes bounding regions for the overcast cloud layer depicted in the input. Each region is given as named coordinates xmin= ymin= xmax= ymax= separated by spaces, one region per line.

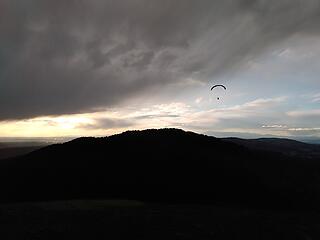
xmin=1 ymin=0 xmax=320 ymax=120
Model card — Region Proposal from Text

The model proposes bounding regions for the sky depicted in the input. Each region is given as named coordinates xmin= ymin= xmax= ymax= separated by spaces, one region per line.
xmin=0 ymin=0 xmax=320 ymax=139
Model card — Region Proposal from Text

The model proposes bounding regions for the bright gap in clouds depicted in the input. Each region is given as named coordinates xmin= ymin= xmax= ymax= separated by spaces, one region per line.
xmin=1 ymin=94 xmax=319 ymax=139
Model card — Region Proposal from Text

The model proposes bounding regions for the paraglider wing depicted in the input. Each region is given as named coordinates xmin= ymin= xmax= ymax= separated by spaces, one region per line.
xmin=210 ymin=84 xmax=226 ymax=91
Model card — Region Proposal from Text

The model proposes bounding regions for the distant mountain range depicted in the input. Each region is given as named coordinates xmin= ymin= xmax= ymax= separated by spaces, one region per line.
xmin=1 ymin=128 xmax=320 ymax=211
xmin=223 ymin=137 xmax=320 ymax=159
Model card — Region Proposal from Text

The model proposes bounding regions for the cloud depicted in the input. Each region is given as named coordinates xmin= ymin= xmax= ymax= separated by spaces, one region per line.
xmin=288 ymin=127 xmax=320 ymax=131
xmin=185 ymin=97 xmax=287 ymax=128
xmin=300 ymin=92 xmax=320 ymax=103
xmin=77 ymin=102 xmax=191 ymax=131
xmin=74 ymin=97 xmax=287 ymax=133
xmin=79 ymin=117 xmax=133 ymax=130
xmin=287 ymin=109 xmax=320 ymax=118
xmin=231 ymin=97 xmax=287 ymax=110
xmin=3 ymin=96 xmax=320 ymax=138
xmin=1 ymin=0 xmax=320 ymax=120
xmin=262 ymin=125 xmax=287 ymax=128
xmin=195 ymin=97 xmax=203 ymax=104
xmin=311 ymin=93 xmax=320 ymax=103
xmin=287 ymin=127 xmax=320 ymax=137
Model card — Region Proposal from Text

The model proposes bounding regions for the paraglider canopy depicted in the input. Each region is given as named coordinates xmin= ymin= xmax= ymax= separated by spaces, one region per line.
xmin=210 ymin=84 xmax=226 ymax=91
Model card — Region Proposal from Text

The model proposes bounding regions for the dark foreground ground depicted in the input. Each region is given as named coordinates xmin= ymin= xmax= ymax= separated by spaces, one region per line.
xmin=0 ymin=199 xmax=319 ymax=240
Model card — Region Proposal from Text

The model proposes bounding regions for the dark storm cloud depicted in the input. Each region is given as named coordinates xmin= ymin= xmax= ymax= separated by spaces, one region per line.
xmin=1 ymin=0 xmax=320 ymax=120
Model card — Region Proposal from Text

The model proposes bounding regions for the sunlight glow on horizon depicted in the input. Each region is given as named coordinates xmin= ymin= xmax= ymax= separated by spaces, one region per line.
xmin=1 ymin=96 xmax=318 ymax=139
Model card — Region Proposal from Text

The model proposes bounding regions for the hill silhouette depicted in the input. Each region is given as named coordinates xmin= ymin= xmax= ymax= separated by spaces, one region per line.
xmin=1 ymin=128 xmax=320 ymax=211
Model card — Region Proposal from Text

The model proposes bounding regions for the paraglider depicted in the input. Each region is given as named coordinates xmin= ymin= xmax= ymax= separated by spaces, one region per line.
xmin=210 ymin=84 xmax=226 ymax=91
xmin=211 ymin=84 xmax=226 ymax=100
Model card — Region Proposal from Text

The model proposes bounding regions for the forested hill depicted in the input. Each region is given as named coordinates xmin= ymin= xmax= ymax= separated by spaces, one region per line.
xmin=0 ymin=128 xmax=319 ymax=211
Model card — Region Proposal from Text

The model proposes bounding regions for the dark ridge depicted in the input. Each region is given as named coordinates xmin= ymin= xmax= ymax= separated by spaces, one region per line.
xmin=0 ymin=128 xmax=319 ymax=211
xmin=0 ymin=146 xmax=43 ymax=160
xmin=223 ymin=137 xmax=320 ymax=159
